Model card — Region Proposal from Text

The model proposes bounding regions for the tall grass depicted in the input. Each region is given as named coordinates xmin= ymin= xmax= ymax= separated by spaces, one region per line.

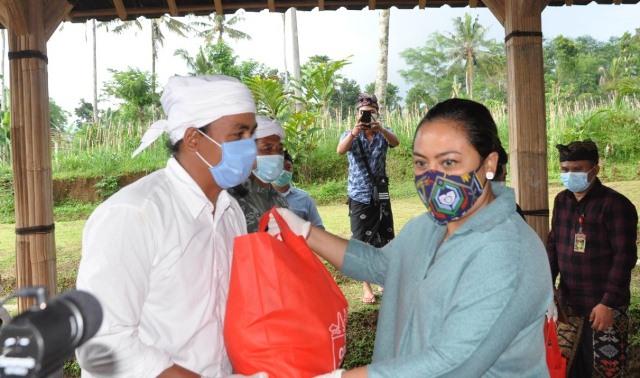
xmin=0 ymin=97 xmax=638 ymax=188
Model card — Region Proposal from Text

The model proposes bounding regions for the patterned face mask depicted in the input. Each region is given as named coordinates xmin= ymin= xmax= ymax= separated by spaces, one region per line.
xmin=415 ymin=166 xmax=486 ymax=225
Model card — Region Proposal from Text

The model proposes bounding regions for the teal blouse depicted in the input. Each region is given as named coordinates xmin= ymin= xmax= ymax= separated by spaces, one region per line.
xmin=342 ymin=185 xmax=553 ymax=377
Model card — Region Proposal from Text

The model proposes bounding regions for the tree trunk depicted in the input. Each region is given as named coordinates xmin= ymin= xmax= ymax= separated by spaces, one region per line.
xmin=282 ymin=12 xmax=289 ymax=89
xmin=151 ymin=20 xmax=158 ymax=118
xmin=151 ymin=20 xmax=158 ymax=94
xmin=466 ymin=49 xmax=474 ymax=98
xmin=290 ymin=8 xmax=302 ymax=112
xmin=375 ymin=9 xmax=390 ymax=114
xmin=92 ymin=19 xmax=98 ymax=123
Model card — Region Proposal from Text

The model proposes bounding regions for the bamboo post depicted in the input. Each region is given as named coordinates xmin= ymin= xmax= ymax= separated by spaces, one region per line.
xmin=503 ymin=0 xmax=550 ymax=242
xmin=4 ymin=0 xmax=71 ymax=311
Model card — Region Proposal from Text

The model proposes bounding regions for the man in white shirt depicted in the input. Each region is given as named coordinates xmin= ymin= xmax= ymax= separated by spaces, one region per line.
xmin=76 ymin=75 xmax=266 ymax=378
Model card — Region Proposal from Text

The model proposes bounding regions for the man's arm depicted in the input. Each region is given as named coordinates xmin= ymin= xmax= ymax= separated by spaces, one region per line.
xmin=376 ymin=125 xmax=399 ymax=148
xmin=337 ymin=128 xmax=358 ymax=155
xmin=545 ymin=195 xmax=561 ymax=284
xmin=601 ymin=196 xmax=638 ymax=308
xmin=76 ymin=206 xmax=173 ymax=377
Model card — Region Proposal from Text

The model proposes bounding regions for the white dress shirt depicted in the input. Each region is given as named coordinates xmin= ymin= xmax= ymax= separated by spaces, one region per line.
xmin=76 ymin=157 xmax=247 ymax=378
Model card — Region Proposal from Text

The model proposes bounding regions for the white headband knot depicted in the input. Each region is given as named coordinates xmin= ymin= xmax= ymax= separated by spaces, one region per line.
xmin=132 ymin=75 xmax=256 ymax=157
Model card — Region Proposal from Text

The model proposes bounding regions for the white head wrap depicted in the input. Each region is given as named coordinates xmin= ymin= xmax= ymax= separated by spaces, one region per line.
xmin=254 ymin=115 xmax=285 ymax=140
xmin=132 ymin=75 xmax=256 ymax=157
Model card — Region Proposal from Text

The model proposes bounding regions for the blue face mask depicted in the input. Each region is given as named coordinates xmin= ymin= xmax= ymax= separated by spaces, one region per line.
xmin=273 ymin=170 xmax=293 ymax=187
xmin=560 ymin=167 xmax=594 ymax=193
xmin=196 ymin=131 xmax=257 ymax=189
xmin=253 ymin=155 xmax=284 ymax=183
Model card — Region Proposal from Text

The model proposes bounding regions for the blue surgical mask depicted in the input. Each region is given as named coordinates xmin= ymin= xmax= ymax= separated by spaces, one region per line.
xmin=560 ymin=167 xmax=594 ymax=193
xmin=196 ymin=130 xmax=257 ymax=189
xmin=273 ymin=170 xmax=293 ymax=187
xmin=253 ymin=155 xmax=284 ymax=183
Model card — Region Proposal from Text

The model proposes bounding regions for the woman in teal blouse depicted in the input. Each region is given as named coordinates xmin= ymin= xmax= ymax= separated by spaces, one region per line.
xmin=269 ymin=98 xmax=553 ymax=378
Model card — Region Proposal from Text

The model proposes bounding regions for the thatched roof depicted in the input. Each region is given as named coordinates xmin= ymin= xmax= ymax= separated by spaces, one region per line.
xmin=65 ymin=0 xmax=640 ymax=23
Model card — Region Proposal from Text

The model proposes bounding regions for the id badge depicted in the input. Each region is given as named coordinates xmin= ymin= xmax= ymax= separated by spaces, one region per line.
xmin=574 ymin=232 xmax=586 ymax=253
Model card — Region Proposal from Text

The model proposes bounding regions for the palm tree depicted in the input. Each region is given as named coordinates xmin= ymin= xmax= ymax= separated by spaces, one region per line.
xmin=102 ymin=15 xmax=194 ymax=93
xmin=375 ymin=9 xmax=390 ymax=113
xmin=436 ymin=13 xmax=497 ymax=98
xmin=190 ymin=11 xmax=251 ymax=44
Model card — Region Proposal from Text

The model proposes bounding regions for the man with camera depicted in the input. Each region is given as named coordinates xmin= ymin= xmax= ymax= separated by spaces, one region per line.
xmin=337 ymin=93 xmax=399 ymax=304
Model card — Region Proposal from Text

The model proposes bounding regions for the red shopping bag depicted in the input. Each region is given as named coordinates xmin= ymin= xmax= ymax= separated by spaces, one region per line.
xmin=224 ymin=208 xmax=348 ymax=377
xmin=544 ymin=318 xmax=567 ymax=378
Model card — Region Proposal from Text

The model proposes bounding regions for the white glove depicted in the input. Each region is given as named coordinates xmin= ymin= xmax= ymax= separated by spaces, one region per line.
xmin=546 ymin=299 xmax=558 ymax=322
xmin=314 ymin=369 xmax=345 ymax=378
xmin=227 ymin=372 xmax=268 ymax=378
xmin=268 ymin=208 xmax=312 ymax=239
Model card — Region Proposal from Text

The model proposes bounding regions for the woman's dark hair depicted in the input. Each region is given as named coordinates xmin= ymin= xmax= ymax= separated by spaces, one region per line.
xmin=494 ymin=144 xmax=509 ymax=181
xmin=416 ymin=98 xmax=502 ymax=160
xmin=166 ymin=124 xmax=211 ymax=154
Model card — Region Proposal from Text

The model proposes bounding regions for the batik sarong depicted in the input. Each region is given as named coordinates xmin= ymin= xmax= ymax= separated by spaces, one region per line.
xmin=557 ymin=308 xmax=628 ymax=378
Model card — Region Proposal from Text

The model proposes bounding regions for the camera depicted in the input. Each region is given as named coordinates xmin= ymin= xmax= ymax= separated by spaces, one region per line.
xmin=0 ymin=287 xmax=103 ymax=378
xmin=359 ymin=110 xmax=372 ymax=124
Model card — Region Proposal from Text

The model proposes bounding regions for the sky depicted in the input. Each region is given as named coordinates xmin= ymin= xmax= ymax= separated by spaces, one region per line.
xmin=33 ymin=3 xmax=640 ymax=113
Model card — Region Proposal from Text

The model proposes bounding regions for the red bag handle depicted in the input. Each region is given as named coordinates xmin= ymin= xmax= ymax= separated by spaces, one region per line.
xmin=258 ymin=207 xmax=299 ymax=243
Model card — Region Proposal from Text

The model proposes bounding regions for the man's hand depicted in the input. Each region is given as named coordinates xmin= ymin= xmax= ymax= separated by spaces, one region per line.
xmin=268 ymin=208 xmax=312 ymax=239
xmin=590 ymin=303 xmax=615 ymax=331
xmin=369 ymin=118 xmax=382 ymax=132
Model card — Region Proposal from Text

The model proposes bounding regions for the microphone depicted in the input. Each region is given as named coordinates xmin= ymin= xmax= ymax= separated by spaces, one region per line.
xmin=0 ymin=289 xmax=103 ymax=378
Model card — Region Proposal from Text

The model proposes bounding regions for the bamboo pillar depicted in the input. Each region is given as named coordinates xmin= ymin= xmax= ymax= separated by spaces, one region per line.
xmin=3 ymin=0 xmax=70 ymax=311
xmin=503 ymin=0 xmax=549 ymax=241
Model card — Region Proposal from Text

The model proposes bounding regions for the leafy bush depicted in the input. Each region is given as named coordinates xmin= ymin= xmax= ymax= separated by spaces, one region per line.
xmin=94 ymin=176 xmax=121 ymax=199
xmin=0 ymin=176 xmax=14 ymax=223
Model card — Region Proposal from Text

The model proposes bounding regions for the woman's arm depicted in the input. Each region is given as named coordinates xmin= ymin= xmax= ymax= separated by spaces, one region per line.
xmin=306 ymin=226 xmax=349 ymax=269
